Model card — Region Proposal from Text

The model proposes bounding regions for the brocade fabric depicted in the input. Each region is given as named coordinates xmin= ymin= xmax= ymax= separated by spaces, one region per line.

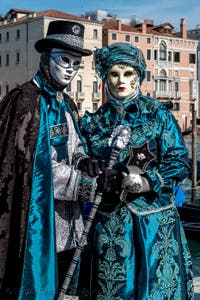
xmin=79 ymin=95 xmax=194 ymax=299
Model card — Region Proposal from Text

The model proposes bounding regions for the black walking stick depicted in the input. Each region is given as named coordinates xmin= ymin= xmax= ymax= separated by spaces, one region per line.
xmin=57 ymin=125 xmax=131 ymax=300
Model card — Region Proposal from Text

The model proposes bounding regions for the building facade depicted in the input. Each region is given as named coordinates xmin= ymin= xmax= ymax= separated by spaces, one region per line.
xmin=102 ymin=19 xmax=199 ymax=131
xmin=0 ymin=8 xmax=103 ymax=115
xmin=188 ymin=26 xmax=200 ymax=118
xmin=0 ymin=9 xmax=199 ymax=130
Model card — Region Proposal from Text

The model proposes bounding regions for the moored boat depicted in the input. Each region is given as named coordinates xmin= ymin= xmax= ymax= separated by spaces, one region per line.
xmin=178 ymin=203 xmax=200 ymax=241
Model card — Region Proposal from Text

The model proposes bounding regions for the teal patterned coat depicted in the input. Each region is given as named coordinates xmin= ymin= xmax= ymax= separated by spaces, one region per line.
xmin=79 ymin=94 xmax=194 ymax=300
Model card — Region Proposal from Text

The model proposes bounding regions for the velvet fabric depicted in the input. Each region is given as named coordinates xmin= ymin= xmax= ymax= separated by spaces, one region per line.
xmin=79 ymin=95 xmax=194 ymax=299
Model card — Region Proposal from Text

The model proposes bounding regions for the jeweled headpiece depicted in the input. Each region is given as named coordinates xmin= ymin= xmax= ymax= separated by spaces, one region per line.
xmin=94 ymin=43 xmax=146 ymax=83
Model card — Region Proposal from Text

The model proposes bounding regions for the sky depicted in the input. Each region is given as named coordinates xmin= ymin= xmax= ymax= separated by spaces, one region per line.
xmin=1 ymin=0 xmax=200 ymax=31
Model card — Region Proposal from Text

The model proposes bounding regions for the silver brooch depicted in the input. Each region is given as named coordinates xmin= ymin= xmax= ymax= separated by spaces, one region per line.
xmin=72 ymin=25 xmax=81 ymax=35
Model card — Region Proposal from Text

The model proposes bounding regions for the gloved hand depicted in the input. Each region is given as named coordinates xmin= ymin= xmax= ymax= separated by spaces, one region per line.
xmin=96 ymin=168 xmax=125 ymax=194
xmin=121 ymin=173 xmax=151 ymax=193
xmin=77 ymin=157 xmax=106 ymax=177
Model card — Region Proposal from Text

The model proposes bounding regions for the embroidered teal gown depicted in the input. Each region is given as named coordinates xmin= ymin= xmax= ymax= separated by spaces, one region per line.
xmin=79 ymin=95 xmax=194 ymax=300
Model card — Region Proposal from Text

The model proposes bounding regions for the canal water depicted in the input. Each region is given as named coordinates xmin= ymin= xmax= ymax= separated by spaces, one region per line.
xmin=183 ymin=134 xmax=200 ymax=278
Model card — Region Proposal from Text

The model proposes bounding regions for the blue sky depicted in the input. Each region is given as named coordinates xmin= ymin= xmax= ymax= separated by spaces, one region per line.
xmin=1 ymin=0 xmax=200 ymax=30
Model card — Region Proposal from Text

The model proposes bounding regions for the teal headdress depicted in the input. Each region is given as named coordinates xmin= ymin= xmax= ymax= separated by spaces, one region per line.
xmin=94 ymin=43 xmax=146 ymax=83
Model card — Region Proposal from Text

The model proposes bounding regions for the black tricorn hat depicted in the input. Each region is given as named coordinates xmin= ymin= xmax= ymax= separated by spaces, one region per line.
xmin=35 ymin=20 xmax=92 ymax=56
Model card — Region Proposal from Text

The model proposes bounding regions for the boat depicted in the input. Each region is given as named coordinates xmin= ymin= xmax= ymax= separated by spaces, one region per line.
xmin=177 ymin=203 xmax=200 ymax=241
xmin=182 ymin=129 xmax=192 ymax=136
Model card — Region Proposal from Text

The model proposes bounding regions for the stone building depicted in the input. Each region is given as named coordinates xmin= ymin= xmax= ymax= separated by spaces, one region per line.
xmin=0 ymin=8 xmax=103 ymax=115
xmin=0 ymin=8 xmax=199 ymax=130
xmin=102 ymin=18 xmax=199 ymax=131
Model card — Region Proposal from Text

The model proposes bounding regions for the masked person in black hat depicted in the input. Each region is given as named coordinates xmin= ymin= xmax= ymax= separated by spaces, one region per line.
xmin=0 ymin=20 xmax=105 ymax=300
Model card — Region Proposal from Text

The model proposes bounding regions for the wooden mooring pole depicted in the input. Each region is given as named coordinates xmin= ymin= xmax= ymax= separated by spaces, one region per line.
xmin=191 ymin=108 xmax=197 ymax=203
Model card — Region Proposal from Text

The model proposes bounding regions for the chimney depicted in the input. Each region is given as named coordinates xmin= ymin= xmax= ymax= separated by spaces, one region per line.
xmin=141 ymin=22 xmax=147 ymax=34
xmin=117 ymin=19 xmax=122 ymax=31
xmin=180 ymin=18 xmax=187 ymax=38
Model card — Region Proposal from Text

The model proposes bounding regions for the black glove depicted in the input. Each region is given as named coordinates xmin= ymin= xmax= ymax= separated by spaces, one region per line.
xmin=77 ymin=157 xmax=106 ymax=177
xmin=96 ymin=168 xmax=126 ymax=194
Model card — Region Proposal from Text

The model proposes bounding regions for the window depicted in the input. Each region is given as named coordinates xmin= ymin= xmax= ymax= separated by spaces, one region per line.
xmin=163 ymin=28 xmax=171 ymax=34
xmin=112 ymin=33 xmax=117 ymax=40
xmin=174 ymin=52 xmax=180 ymax=62
xmin=159 ymin=70 xmax=167 ymax=92
xmin=147 ymin=49 xmax=151 ymax=60
xmin=93 ymin=29 xmax=98 ymax=39
xmin=5 ymin=54 xmax=9 ymax=66
xmin=134 ymin=36 xmax=139 ymax=43
xmin=125 ymin=35 xmax=130 ymax=42
xmin=16 ymin=29 xmax=20 ymax=40
xmin=147 ymin=37 xmax=151 ymax=44
xmin=66 ymin=82 xmax=71 ymax=92
xmin=160 ymin=79 xmax=166 ymax=91
xmin=159 ymin=42 xmax=167 ymax=61
xmin=93 ymin=103 xmax=98 ymax=111
xmin=16 ymin=52 xmax=20 ymax=64
xmin=160 ymin=69 xmax=167 ymax=77
xmin=6 ymin=32 xmax=9 ymax=41
xmin=77 ymin=76 xmax=82 ymax=92
xmin=93 ymin=81 xmax=98 ymax=93
xmin=146 ymin=71 xmax=151 ymax=81
xmin=189 ymin=53 xmax=195 ymax=64
xmin=168 ymin=80 xmax=172 ymax=92
xmin=175 ymin=82 xmax=179 ymax=92
xmin=174 ymin=103 xmax=180 ymax=111
xmin=168 ymin=51 xmax=172 ymax=61
xmin=190 ymin=103 xmax=195 ymax=111
xmin=154 ymin=49 xmax=157 ymax=60
xmin=6 ymin=84 xmax=9 ymax=94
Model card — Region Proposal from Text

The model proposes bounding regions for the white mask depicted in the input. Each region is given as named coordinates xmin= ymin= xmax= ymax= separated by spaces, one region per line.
xmin=107 ymin=64 xmax=139 ymax=100
xmin=49 ymin=48 xmax=82 ymax=87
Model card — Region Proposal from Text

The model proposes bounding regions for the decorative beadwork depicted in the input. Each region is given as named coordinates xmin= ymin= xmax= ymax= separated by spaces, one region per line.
xmin=50 ymin=123 xmax=68 ymax=139
xmin=78 ymin=173 xmax=97 ymax=203
xmin=47 ymin=34 xmax=83 ymax=48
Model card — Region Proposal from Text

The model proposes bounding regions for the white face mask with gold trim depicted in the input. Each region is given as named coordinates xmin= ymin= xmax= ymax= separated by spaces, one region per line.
xmin=107 ymin=64 xmax=139 ymax=100
xmin=49 ymin=48 xmax=82 ymax=87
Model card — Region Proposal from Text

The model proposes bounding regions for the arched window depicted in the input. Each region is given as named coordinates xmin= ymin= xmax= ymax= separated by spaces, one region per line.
xmin=159 ymin=69 xmax=167 ymax=92
xmin=159 ymin=41 xmax=167 ymax=61
xmin=160 ymin=69 xmax=167 ymax=77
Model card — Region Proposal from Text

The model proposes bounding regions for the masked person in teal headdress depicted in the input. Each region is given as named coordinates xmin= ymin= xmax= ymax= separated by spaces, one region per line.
xmin=0 ymin=20 xmax=105 ymax=300
xmin=79 ymin=43 xmax=194 ymax=299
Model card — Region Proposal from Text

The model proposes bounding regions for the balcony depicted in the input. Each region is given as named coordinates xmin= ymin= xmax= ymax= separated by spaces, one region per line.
xmin=77 ymin=92 xmax=85 ymax=100
xmin=190 ymin=94 xmax=197 ymax=101
xmin=174 ymin=91 xmax=182 ymax=99
xmin=155 ymin=91 xmax=182 ymax=99
xmin=92 ymin=92 xmax=101 ymax=101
